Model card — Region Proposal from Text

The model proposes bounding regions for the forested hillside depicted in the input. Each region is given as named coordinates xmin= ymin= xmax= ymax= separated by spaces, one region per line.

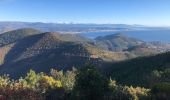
xmin=0 ymin=28 xmax=170 ymax=79
xmin=0 ymin=29 xmax=169 ymax=99
xmin=0 ymin=29 xmax=135 ymax=78
xmin=0 ymin=28 xmax=41 ymax=46
xmin=108 ymin=52 xmax=170 ymax=87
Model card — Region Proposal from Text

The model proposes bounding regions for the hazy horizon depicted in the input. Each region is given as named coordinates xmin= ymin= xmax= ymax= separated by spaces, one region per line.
xmin=1 ymin=21 xmax=170 ymax=27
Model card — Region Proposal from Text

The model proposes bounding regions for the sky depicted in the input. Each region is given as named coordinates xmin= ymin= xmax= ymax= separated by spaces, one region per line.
xmin=0 ymin=0 xmax=170 ymax=26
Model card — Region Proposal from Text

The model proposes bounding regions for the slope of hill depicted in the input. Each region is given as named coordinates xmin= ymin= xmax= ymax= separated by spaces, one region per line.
xmin=107 ymin=52 xmax=170 ymax=87
xmin=0 ymin=28 xmax=170 ymax=79
xmin=0 ymin=28 xmax=41 ymax=47
xmin=126 ymin=43 xmax=160 ymax=56
xmin=95 ymin=33 xmax=144 ymax=52
xmin=0 ymin=44 xmax=14 ymax=65
xmin=0 ymin=31 xmax=134 ymax=78
xmin=95 ymin=33 xmax=157 ymax=58
xmin=94 ymin=33 xmax=170 ymax=57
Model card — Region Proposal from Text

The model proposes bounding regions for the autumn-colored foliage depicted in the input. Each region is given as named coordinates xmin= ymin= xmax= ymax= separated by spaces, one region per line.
xmin=0 ymin=66 xmax=168 ymax=100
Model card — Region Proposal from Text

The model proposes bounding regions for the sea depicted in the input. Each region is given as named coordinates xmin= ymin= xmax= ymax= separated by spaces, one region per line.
xmin=80 ymin=29 xmax=170 ymax=43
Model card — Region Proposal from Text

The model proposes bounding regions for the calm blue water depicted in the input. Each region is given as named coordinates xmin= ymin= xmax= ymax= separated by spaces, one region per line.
xmin=80 ymin=30 xmax=170 ymax=42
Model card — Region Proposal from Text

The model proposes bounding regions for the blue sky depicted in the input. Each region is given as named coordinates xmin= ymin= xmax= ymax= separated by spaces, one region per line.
xmin=0 ymin=0 xmax=170 ymax=26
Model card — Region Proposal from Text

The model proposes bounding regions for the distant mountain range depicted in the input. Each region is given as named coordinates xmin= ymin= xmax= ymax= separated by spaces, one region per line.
xmin=0 ymin=28 xmax=170 ymax=78
xmin=1 ymin=21 xmax=170 ymax=34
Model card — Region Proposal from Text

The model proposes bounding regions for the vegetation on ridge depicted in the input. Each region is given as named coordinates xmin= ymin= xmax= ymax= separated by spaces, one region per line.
xmin=0 ymin=65 xmax=154 ymax=100
xmin=108 ymin=52 xmax=170 ymax=87
xmin=0 ymin=64 xmax=169 ymax=100
xmin=0 ymin=28 xmax=41 ymax=47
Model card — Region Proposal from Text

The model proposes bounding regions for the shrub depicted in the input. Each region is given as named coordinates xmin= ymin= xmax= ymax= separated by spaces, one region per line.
xmin=40 ymin=75 xmax=62 ymax=89
xmin=106 ymin=79 xmax=150 ymax=100
xmin=39 ymin=75 xmax=64 ymax=100
xmin=151 ymin=82 xmax=170 ymax=100
xmin=0 ymin=68 xmax=152 ymax=100
xmin=0 ymin=76 xmax=44 ymax=100
xmin=24 ymin=70 xmax=44 ymax=89
xmin=50 ymin=68 xmax=77 ymax=92
xmin=73 ymin=65 xmax=108 ymax=100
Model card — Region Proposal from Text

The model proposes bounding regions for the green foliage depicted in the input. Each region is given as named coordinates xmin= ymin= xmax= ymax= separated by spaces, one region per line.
xmin=73 ymin=65 xmax=108 ymax=100
xmin=151 ymin=82 xmax=170 ymax=100
xmin=0 ymin=69 xmax=65 ymax=100
xmin=50 ymin=69 xmax=64 ymax=80
xmin=150 ymin=68 xmax=170 ymax=84
xmin=24 ymin=70 xmax=44 ymax=89
xmin=106 ymin=79 xmax=150 ymax=100
xmin=40 ymin=75 xmax=62 ymax=90
xmin=107 ymin=85 xmax=135 ymax=100
xmin=109 ymin=52 xmax=170 ymax=87
xmin=61 ymin=68 xmax=77 ymax=92
xmin=0 ymin=75 xmax=12 ymax=87
xmin=0 ymin=66 xmax=166 ymax=100
xmin=50 ymin=68 xmax=77 ymax=92
xmin=0 ymin=74 xmax=44 ymax=100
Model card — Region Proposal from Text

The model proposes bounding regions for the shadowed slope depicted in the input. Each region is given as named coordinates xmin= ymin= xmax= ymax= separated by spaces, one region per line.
xmin=0 ymin=28 xmax=41 ymax=47
xmin=0 ymin=32 xmax=133 ymax=78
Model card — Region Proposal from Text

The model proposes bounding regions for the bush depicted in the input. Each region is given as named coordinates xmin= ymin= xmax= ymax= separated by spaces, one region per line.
xmin=151 ymin=82 xmax=170 ymax=100
xmin=0 ymin=75 xmax=44 ymax=100
xmin=105 ymin=79 xmax=150 ymax=100
xmin=50 ymin=68 xmax=77 ymax=92
xmin=0 ymin=68 xmax=152 ymax=100
xmin=39 ymin=75 xmax=62 ymax=93
xmin=73 ymin=65 xmax=108 ymax=100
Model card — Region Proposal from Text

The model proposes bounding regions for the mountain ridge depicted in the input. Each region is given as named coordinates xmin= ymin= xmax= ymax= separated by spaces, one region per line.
xmin=0 ymin=28 xmax=41 ymax=47
xmin=0 ymin=30 xmax=134 ymax=78
xmin=108 ymin=52 xmax=170 ymax=87
xmin=1 ymin=21 xmax=169 ymax=34
xmin=0 ymin=28 xmax=170 ymax=79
